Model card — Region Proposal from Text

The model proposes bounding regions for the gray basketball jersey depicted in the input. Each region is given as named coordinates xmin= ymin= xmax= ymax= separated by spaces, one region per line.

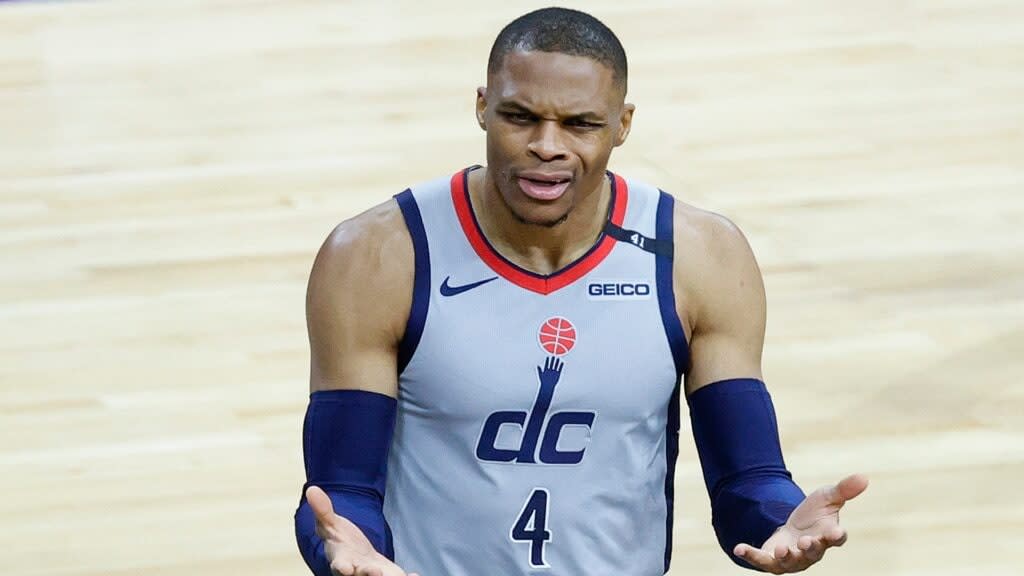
xmin=385 ymin=167 xmax=689 ymax=575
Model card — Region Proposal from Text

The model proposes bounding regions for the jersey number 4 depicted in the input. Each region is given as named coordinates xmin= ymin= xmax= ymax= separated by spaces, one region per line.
xmin=511 ymin=489 xmax=551 ymax=568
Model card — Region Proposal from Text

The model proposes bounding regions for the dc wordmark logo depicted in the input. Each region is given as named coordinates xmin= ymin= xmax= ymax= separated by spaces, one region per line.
xmin=476 ymin=317 xmax=596 ymax=465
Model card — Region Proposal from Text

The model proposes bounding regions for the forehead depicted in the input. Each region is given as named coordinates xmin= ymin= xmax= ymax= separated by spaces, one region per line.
xmin=489 ymin=50 xmax=620 ymax=113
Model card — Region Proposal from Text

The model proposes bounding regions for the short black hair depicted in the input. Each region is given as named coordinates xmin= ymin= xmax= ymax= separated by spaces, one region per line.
xmin=487 ymin=7 xmax=628 ymax=93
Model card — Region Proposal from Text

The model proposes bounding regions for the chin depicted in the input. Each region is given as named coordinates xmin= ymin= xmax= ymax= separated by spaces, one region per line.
xmin=511 ymin=208 xmax=570 ymax=228
xmin=503 ymin=191 xmax=573 ymax=228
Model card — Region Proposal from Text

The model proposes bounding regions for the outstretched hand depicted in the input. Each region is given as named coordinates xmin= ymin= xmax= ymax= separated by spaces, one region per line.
xmin=734 ymin=474 xmax=869 ymax=574
xmin=306 ymin=486 xmax=420 ymax=576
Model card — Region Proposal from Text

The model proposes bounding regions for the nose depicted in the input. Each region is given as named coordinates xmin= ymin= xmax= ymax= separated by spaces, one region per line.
xmin=527 ymin=120 xmax=569 ymax=162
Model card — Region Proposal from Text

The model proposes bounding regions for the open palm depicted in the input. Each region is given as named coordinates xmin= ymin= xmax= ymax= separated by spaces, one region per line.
xmin=734 ymin=474 xmax=869 ymax=573
xmin=306 ymin=486 xmax=420 ymax=576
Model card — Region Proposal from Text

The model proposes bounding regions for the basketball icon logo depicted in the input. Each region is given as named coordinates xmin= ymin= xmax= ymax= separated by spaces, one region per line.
xmin=538 ymin=316 xmax=577 ymax=356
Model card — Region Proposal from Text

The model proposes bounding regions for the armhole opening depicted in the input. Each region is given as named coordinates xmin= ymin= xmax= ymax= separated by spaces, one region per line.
xmin=394 ymin=189 xmax=431 ymax=375
xmin=655 ymin=189 xmax=691 ymax=572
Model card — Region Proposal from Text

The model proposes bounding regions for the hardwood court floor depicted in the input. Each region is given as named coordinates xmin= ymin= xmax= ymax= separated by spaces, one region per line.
xmin=1 ymin=1 xmax=1022 ymax=575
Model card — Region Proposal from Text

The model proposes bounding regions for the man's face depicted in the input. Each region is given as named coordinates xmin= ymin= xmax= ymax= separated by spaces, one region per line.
xmin=477 ymin=50 xmax=634 ymax=227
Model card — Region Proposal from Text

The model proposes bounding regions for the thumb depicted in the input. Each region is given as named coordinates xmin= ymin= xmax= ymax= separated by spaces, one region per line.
xmin=826 ymin=473 xmax=869 ymax=505
xmin=305 ymin=485 xmax=336 ymax=524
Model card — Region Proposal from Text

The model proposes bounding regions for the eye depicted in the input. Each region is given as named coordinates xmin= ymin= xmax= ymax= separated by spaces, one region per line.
xmin=567 ymin=119 xmax=604 ymax=129
xmin=501 ymin=111 xmax=535 ymax=124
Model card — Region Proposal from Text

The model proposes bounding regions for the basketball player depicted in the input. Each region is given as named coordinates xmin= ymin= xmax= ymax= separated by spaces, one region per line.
xmin=294 ymin=7 xmax=868 ymax=576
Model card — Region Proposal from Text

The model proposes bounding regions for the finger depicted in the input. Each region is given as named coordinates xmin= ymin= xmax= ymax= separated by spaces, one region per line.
xmin=734 ymin=543 xmax=782 ymax=573
xmin=774 ymin=544 xmax=807 ymax=573
xmin=826 ymin=473 xmax=869 ymax=505
xmin=800 ymin=536 xmax=827 ymax=564
xmin=824 ymin=525 xmax=848 ymax=547
xmin=330 ymin=558 xmax=355 ymax=576
xmin=306 ymin=485 xmax=337 ymax=524
xmin=773 ymin=542 xmax=792 ymax=562
xmin=355 ymin=567 xmax=383 ymax=576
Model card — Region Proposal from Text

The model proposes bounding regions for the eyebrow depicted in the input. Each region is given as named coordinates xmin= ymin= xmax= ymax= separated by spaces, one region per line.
xmin=496 ymin=101 xmax=606 ymax=122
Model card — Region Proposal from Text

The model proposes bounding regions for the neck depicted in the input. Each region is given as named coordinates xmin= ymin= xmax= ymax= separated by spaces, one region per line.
xmin=469 ymin=167 xmax=611 ymax=275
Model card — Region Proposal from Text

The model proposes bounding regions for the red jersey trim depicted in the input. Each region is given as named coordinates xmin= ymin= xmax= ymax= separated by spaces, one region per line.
xmin=450 ymin=168 xmax=629 ymax=295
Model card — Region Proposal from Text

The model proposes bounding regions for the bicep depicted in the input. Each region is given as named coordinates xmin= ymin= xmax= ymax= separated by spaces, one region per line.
xmin=679 ymin=212 xmax=767 ymax=395
xmin=306 ymin=204 xmax=413 ymax=397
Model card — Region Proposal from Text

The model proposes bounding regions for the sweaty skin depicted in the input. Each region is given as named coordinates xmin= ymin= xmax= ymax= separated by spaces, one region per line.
xmin=304 ymin=50 xmax=866 ymax=576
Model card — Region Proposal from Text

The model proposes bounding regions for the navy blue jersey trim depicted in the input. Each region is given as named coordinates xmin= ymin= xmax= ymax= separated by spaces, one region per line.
xmin=664 ymin=378 xmax=682 ymax=572
xmin=655 ymin=190 xmax=690 ymax=376
xmin=394 ymin=189 xmax=430 ymax=375
xmin=655 ymin=189 xmax=690 ymax=572
xmin=602 ymin=220 xmax=673 ymax=257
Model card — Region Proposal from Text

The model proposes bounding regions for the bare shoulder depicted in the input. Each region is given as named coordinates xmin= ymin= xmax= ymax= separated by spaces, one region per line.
xmin=310 ymin=198 xmax=414 ymax=299
xmin=670 ymin=198 xmax=766 ymax=337
xmin=306 ymin=198 xmax=415 ymax=394
xmin=672 ymin=199 xmax=756 ymax=272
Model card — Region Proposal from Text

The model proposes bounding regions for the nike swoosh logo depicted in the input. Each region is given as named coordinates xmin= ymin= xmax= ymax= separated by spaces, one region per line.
xmin=440 ymin=275 xmax=499 ymax=297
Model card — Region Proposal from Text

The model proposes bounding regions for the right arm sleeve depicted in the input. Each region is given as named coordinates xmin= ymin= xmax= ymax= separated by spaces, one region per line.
xmin=294 ymin=390 xmax=398 ymax=575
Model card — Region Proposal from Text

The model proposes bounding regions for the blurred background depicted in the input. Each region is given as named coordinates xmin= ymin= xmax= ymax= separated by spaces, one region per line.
xmin=1 ymin=1 xmax=1022 ymax=574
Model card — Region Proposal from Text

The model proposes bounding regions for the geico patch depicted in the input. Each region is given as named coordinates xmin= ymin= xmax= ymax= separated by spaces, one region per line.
xmin=586 ymin=281 xmax=653 ymax=301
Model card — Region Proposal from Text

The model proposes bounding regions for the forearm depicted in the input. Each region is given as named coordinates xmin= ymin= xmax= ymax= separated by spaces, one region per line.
xmin=295 ymin=389 xmax=397 ymax=574
xmin=688 ymin=378 xmax=804 ymax=569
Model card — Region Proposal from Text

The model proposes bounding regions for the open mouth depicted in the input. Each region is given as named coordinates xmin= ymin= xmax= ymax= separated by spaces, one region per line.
xmin=517 ymin=176 xmax=572 ymax=201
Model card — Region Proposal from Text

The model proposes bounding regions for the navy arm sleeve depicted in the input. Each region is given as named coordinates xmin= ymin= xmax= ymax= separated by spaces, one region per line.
xmin=294 ymin=390 xmax=397 ymax=575
xmin=687 ymin=378 xmax=806 ymax=570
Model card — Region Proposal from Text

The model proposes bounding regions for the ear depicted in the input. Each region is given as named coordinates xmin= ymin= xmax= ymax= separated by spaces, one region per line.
xmin=475 ymin=86 xmax=488 ymax=130
xmin=614 ymin=103 xmax=635 ymax=147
